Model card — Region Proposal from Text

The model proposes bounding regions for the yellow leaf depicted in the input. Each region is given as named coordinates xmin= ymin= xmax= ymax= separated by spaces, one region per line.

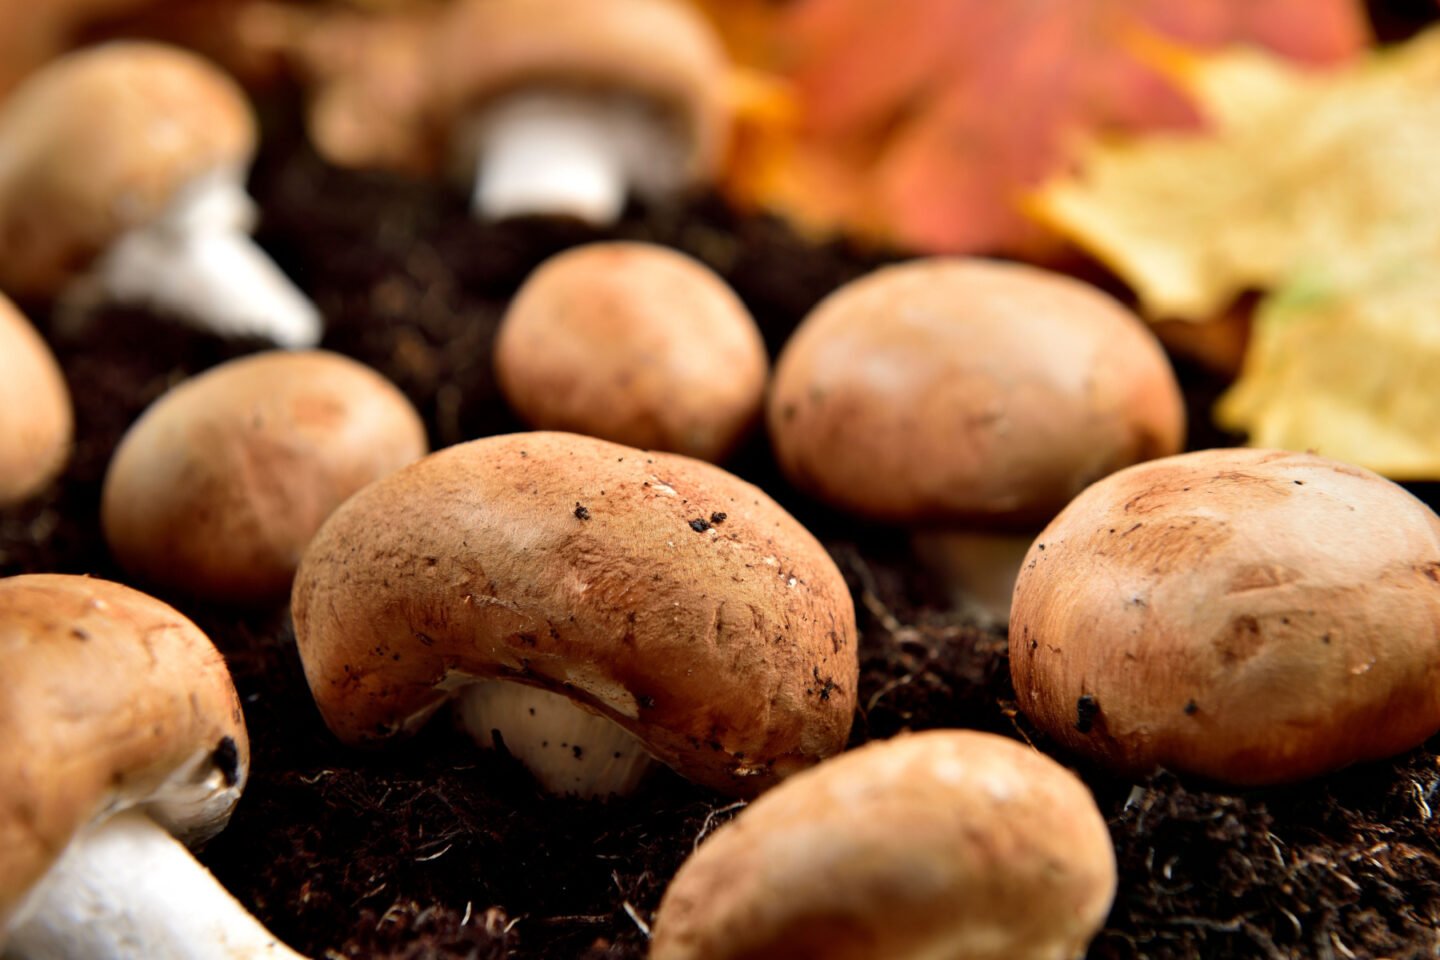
xmin=1034 ymin=27 xmax=1440 ymax=478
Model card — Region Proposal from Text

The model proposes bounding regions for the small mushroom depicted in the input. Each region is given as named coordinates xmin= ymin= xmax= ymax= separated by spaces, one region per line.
xmin=292 ymin=431 xmax=857 ymax=798
xmin=768 ymin=257 xmax=1184 ymax=623
xmin=495 ymin=242 xmax=768 ymax=462
xmin=1010 ymin=448 xmax=1440 ymax=786
xmin=649 ymin=730 xmax=1117 ymax=960
xmin=0 ymin=294 xmax=72 ymax=506
xmin=0 ymin=42 xmax=322 ymax=346
xmin=0 ymin=574 xmax=304 ymax=959
xmin=429 ymin=0 xmax=730 ymax=223
xmin=102 ymin=349 xmax=427 ymax=605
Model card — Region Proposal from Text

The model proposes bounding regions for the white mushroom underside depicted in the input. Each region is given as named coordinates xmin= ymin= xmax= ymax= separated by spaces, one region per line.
xmin=74 ymin=169 xmax=321 ymax=348
xmin=455 ymin=679 xmax=656 ymax=798
xmin=461 ymin=90 xmax=690 ymax=225
xmin=3 ymin=809 xmax=304 ymax=960
xmin=911 ymin=528 xmax=1038 ymax=627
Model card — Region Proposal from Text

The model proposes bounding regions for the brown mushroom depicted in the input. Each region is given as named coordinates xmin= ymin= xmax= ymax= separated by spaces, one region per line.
xmin=0 ymin=574 xmax=304 ymax=959
xmin=102 ymin=349 xmax=427 ymax=605
xmin=649 ymin=729 xmax=1117 ymax=960
xmin=292 ymin=431 xmax=857 ymax=798
xmin=0 ymin=42 xmax=320 ymax=346
xmin=428 ymin=0 xmax=730 ymax=223
xmin=768 ymin=257 xmax=1184 ymax=621
xmin=1010 ymin=447 xmax=1440 ymax=786
xmin=0 ymin=295 xmax=73 ymax=506
xmin=495 ymin=242 xmax=768 ymax=462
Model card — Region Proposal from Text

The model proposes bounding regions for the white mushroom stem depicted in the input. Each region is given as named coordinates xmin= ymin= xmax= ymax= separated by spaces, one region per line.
xmin=4 ymin=808 xmax=306 ymax=960
xmin=463 ymin=90 xmax=688 ymax=225
xmin=455 ymin=679 xmax=655 ymax=799
xmin=77 ymin=170 xmax=321 ymax=347
xmin=911 ymin=528 xmax=1039 ymax=628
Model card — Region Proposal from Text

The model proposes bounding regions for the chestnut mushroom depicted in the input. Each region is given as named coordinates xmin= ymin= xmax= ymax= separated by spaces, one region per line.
xmin=0 ymin=294 xmax=72 ymax=506
xmin=1010 ymin=448 xmax=1440 ymax=786
xmin=0 ymin=42 xmax=322 ymax=346
xmin=495 ymin=242 xmax=768 ymax=462
xmin=649 ymin=730 xmax=1117 ymax=960
xmin=768 ymin=257 xmax=1185 ymax=622
xmin=292 ymin=431 xmax=857 ymax=798
xmin=428 ymin=0 xmax=730 ymax=223
xmin=0 ymin=574 xmax=305 ymax=959
xmin=102 ymin=349 xmax=427 ymax=605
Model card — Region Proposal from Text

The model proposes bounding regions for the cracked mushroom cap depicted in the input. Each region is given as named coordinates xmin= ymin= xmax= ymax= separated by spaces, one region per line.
xmin=649 ymin=730 xmax=1117 ymax=960
xmin=429 ymin=0 xmax=728 ymax=182
xmin=292 ymin=431 xmax=857 ymax=796
xmin=768 ymin=258 xmax=1185 ymax=528
xmin=0 ymin=575 xmax=248 ymax=931
xmin=1010 ymin=448 xmax=1440 ymax=786
xmin=102 ymin=350 xmax=428 ymax=605
xmin=0 ymin=295 xmax=72 ymax=505
xmin=0 ymin=41 xmax=255 ymax=299
xmin=495 ymin=243 xmax=768 ymax=462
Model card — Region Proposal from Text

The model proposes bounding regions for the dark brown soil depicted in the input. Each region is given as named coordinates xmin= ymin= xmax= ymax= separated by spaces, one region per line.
xmin=5 ymin=77 xmax=1440 ymax=960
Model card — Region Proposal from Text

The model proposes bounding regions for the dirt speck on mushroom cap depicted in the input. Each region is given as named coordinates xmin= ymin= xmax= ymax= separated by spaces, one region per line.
xmin=291 ymin=431 xmax=857 ymax=797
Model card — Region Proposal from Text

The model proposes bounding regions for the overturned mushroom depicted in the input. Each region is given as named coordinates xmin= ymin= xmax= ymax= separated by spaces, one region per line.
xmin=1010 ymin=448 xmax=1440 ymax=786
xmin=0 ymin=294 xmax=72 ymax=506
xmin=650 ymin=730 xmax=1117 ymax=960
xmin=0 ymin=574 xmax=304 ymax=959
xmin=292 ymin=431 xmax=857 ymax=798
xmin=429 ymin=0 xmax=730 ymax=223
xmin=0 ymin=42 xmax=322 ymax=346
xmin=495 ymin=242 xmax=768 ymax=462
xmin=768 ymin=257 xmax=1184 ymax=623
xmin=103 ymin=349 xmax=427 ymax=605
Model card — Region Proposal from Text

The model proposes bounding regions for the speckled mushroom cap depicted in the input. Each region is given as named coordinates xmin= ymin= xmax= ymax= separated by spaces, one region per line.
xmin=0 ymin=575 xmax=248 ymax=931
xmin=0 ymin=41 xmax=256 ymax=299
xmin=102 ymin=350 xmax=428 ymax=605
xmin=768 ymin=258 xmax=1185 ymax=529
xmin=429 ymin=0 xmax=728 ymax=182
xmin=495 ymin=243 xmax=768 ymax=462
xmin=0 ymin=295 xmax=72 ymax=506
xmin=1010 ymin=448 xmax=1440 ymax=786
xmin=649 ymin=730 xmax=1117 ymax=960
xmin=291 ymin=431 xmax=857 ymax=796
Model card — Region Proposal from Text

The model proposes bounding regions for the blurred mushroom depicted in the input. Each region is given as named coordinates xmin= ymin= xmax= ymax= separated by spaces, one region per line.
xmin=292 ymin=431 xmax=857 ymax=798
xmin=102 ymin=349 xmax=427 ymax=605
xmin=0 ymin=574 xmax=304 ymax=959
xmin=0 ymin=295 xmax=72 ymax=506
xmin=768 ymin=257 xmax=1185 ymax=623
xmin=650 ymin=730 xmax=1116 ymax=960
xmin=1010 ymin=448 xmax=1440 ymax=786
xmin=429 ymin=0 xmax=730 ymax=223
xmin=495 ymin=242 xmax=768 ymax=462
xmin=0 ymin=42 xmax=322 ymax=347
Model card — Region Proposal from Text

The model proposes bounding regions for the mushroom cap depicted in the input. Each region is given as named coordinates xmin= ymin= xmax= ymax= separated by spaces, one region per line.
xmin=102 ymin=350 xmax=428 ymax=605
xmin=0 ymin=41 xmax=256 ymax=298
xmin=291 ymin=431 xmax=857 ymax=796
xmin=0 ymin=575 xmax=248 ymax=930
xmin=0 ymin=295 xmax=72 ymax=505
xmin=429 ymin=0 xmax=728 ymax=183
xmin=495 ymin=243 xmax=768 ymax=462
xmin=1010 ymin=448 xmax=1440 ymax=786
xmin=649 ymin=730 xmax=1117 ymax=960
xmin=768 ymin=258 xmax=1185 ymax=528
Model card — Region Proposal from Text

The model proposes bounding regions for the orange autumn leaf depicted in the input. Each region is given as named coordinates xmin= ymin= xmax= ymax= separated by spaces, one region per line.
xmin=701 ymin=0 xmax=1371 ymax=256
